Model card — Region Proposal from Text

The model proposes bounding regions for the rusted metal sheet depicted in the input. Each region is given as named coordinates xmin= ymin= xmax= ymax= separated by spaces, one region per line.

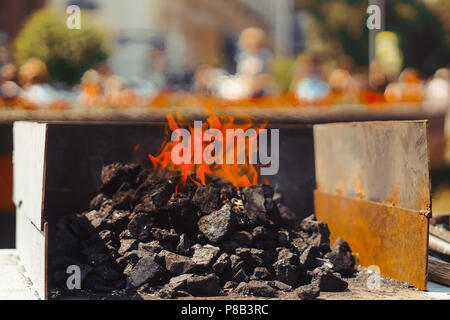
xmin=314 ymin=191 xmax=428 ymax=290
xmin=314 ymin=120 xmax=430 ymax=213
xmin=313 ymin=121 xmax=431 ymax=290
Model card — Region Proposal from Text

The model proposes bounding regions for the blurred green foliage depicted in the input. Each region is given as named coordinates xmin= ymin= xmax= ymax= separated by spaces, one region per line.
xmin=296 ymin=0 xmax=450 ymax=76
xmin=14 ymin=9 xmax=110 ymax=85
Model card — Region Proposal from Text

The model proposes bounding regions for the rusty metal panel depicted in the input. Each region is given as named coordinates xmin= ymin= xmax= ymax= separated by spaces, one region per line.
xmin=315 ymin=190 xmax=428 ymax=290
xmin=313 ymin=121 xmax=430 ymax=213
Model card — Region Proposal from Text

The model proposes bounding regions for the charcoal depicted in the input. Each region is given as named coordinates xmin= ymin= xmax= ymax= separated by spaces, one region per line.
xmin=212 ymin=253 xmax=230 ymax=276
xmin=176 ymin=234 xmax=190 ymax=255
xmin=230 ymin=198 xmax=250 ymax=228
xmin=89 ymin=193 xmax=110 ymax=210
xmin=310 ymin=266 xmax=348 ymax=292
xmin=197 ymin=203 xmax=235 ymax=244
xmin=277 ymin=202 xmax=297 ymax=227
xmin=240 ymin=185 xmax=268 ymax=226
xmin=243 ymin=280 xmax=277 ymax=297
xmin=50 ymin=166 xmax=356 ymax=298
xmin=324 ymin=238 xmax=355 ymax=277
xmin=146 ymin=180 xmax=175 ymax=209
xmin=299 ymin=246 xmax=321 ymax=270
xmin=150 ymin=228 xmax=179 ymax=245
xmin=251 ymin=267 xmax=271 ymax=281
xmin=158 ymin=250 xmax=198 ymax=275
xmin=269 ymin=280 xmax=292 ymax=292
xmin=254 ymin=240 xmax=277 ymax=250
xmin=223 ymin=281 xmax=238 ymax=289
xmin=190 ymin=244 xmax=220 ymax=269
xmin=277 ymin=248 xmax=299 ymax=265
xmin=229 ymin=231 xmax=253 ymax=247
xmin=118 ymin=239 xmax=138 ymax=256
xmin=112 ymin=190 xmax=136 ymax=210
xmin=107 ymin=210 xmax=131 ymax=232
xmin=251 ymin=248 xmax=275 ymax=266
xmin=277 ymin=230 xmax=290 ymax=246
xmin=186 ymin=274 xmax=221 ymax=297
xmin=235 ymin=247 xmax=251 ymax=262
xmin=272 ymin=258 xmax=301 ymax=287
xmin=127 ymin=212 xmax=153 ymax=239
xmin=168 ymin=194 xmax=197 ymax=234
xmin=97 ymin=229 xmax=114 ymax=242
xmin=126 ymin=256 xmax=165 ymax=288
xmin=117 ymin=249 xmax=155 ymax=268
xmin=139 ymin=240 xmax=163 ymax=253
xmin=219 ymin=183 xmax=236 ymax=202
xmin=84 ymin=210 xmax=109 ymax=231
xmin=296 ymin=284 xmax=320 ymax=300
xmin=192 ymin=184 xmax=220 ymax=214
xmin=228 ymin=254 xmax=245 ymax=277
xmin=232 ymin=268 xmax=249 ymax=283
xmin=167 ymin=273 xmax=195 ymax=291
xmin=252 ymin=226 xmax=277 ymax=242
xmin=119 ymin=229 xmax=134 ymax=240
xmin=101 ymin=163 xmax=142 ymax=196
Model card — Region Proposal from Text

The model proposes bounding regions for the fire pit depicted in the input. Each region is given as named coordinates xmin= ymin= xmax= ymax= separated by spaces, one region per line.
xmin=12 ymin=118 xmax=430 ymax=299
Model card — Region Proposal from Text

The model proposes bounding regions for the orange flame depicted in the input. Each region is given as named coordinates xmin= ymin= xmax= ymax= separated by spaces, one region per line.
xmin=149 ymin=113 xmax=267 ymax=188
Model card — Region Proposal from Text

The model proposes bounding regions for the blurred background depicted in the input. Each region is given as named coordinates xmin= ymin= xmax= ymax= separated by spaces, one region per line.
xmin=0 ymin=0 xmax=449 ymax=247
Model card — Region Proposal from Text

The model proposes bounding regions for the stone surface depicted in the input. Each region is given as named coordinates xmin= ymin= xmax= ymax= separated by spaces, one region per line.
xmin=126 ymin=256 xmax=164 ymax=288
xmin=197 ymin=204 xmax=235 ymax=244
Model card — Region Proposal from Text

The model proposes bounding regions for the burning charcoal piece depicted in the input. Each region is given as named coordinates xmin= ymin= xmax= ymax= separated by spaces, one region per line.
xmin=310 ymin=266 xmax=348 ymax=292
xmin=190 ymin=244 xmax=220 ymax=270
xmin=296 ymin=284 xmax=320 ymax=300
xmin=158 ymin=250 xmax=198 ymax=275
xmin=101 ymin=163 xmax=142 ymax=197
xmin=168 ymin=193 xmax=197 ymax=234
xmin=89 ymin=193 xmax=110 ymax=211
xmin=197 ymin=203 xmax=235 ymax=244
xmin=186 ymin=274 xmax=221 ymax=297
xmin=192 ymin=184 xmax=221 ymax=214
xmin=324 ymin=238 xmax=355 ymax=277
xmin=219 ymin=183 xmax=236 ymax=202
xmin=126 ymin=256 xmax=165 ymax=289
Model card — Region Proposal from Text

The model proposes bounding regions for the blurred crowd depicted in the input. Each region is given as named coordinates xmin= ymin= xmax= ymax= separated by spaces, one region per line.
xmin=0 ymin=27 xmax=449 ymax=110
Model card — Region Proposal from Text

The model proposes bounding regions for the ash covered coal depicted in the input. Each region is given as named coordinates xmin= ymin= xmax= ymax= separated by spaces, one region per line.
xmin=49 ymin=162 xmax=356 ymax=299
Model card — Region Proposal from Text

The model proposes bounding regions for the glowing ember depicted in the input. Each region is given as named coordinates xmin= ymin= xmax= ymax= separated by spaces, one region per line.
xmin=149 ymin=113 xmax=268 ymax=188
